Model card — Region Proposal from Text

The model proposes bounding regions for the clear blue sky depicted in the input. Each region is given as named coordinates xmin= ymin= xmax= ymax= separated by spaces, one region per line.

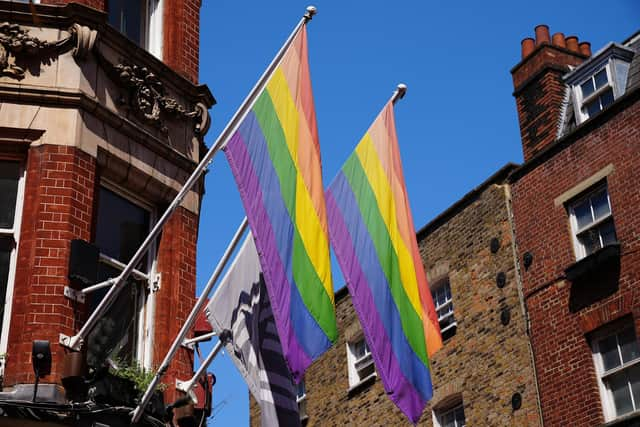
xmin=195 ymin=1 xmax=638 ymax=424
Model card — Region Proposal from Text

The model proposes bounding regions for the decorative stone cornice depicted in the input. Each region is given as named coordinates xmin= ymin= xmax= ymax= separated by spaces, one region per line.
xmin=0 ymin=22 xmax=95 ymax=80
xmin=110 ymin=61 xmax=202 ymax=133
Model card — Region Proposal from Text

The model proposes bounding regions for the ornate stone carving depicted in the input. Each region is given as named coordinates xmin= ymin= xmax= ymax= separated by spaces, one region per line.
xmin=113 ymin=62 xmax=201 ymax=132
xmin=0 ymin=22 xmax=96 ymax=80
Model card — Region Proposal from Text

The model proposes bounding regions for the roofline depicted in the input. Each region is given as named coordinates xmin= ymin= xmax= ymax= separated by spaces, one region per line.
xmin=509 ymin=86 xmax=640 ymax=182
xmin=416 ymin=163 xmax=519 ymax=239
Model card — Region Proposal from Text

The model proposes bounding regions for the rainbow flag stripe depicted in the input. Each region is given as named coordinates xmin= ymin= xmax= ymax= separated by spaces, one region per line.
xmin=326 ymin=101 xmax=442 ymax=422
xmin=224 ymin=27 xmax=336 ymax=381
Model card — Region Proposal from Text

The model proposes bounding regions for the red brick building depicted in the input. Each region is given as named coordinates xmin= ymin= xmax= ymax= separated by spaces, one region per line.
xmin=0 ymin=1 xmax=212 ymax=425
xmin=510 ymin=26 xmax=640 ymax=426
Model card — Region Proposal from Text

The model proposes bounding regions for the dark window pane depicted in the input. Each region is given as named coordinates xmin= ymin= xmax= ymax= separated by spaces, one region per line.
xmin=95 ymin=188 xmax=150 ymax=271
xmin=582 ymin=79 xmax=595 ymax=98
xmin=594 ymin=69 xmax=608 ymax=89
xmin=600 ymin=335 xmax=622 ymax=371
xmin=591 ymin=190 xmax=610 ymax=220
xmin=86 ymin=263 xmax=140 ymax=367
xmin=574 ymin=199 xmax=593 ymax=229
xmin=601 ymin=89 xmax=615 ymax=109
xmin=0 ymin=237 xmax=13 ymax=332
xmin=586 ymin=99 xmax=601 ymax=117
xmin=108 ymin=0 xmax=143 ymax=46
xmin=0 ymin=161 xmax=20 ymax=229
xmin=610 ymin=371 xmax=634 ymax=415
xmin=631 ymin=365 xmax=640 ymax=411
xmin=599 ymin=220 xmax=617 ymax=247
xmin=619 ymin=328 xmax=640 ymax=364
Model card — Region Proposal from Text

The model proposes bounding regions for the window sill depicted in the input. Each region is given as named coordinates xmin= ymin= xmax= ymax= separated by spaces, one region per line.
xmin=565 ymin=243 xmax=621 ymax=282
xmin=347 ymin=373 xmax=377 ymax=398
xmin=601 ymin=410 xmax=640 ymax=427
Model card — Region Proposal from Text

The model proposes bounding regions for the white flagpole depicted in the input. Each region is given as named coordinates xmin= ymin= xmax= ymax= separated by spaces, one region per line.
xmin=59 ymin=5 xmax=318 ymax=354
xmin=130 ymin=7 xmax=319 ymax=422
xmin=131 ymin=217 xmax=247 ymax=422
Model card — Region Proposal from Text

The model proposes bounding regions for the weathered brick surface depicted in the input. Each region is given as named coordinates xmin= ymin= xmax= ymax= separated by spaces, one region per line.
xmin=5 ymin=145 xmax=96 ymax=386
xmin=154 ymin=206 xmax=198 ymax=402
xmin=164 ymin=0 xmax=201 ymax=83
xmin=511 ymin=44 xmax=586 ymax=162
xmin=249 ymin=180 xmax=542 ymax=426
xmin=511 ymin=88 xmax=640 ymax=424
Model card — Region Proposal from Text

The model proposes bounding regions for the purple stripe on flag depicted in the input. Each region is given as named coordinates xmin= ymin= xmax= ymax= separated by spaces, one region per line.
xmin=328 ymin=171 xmax=432 ymax=399
xmin=237 ymin=112 xmax=332 ymax=362
xmin=225 ymin=133 xmax=312 ymax=377
xmin=326 ymin=187 xmax=427 ymax=423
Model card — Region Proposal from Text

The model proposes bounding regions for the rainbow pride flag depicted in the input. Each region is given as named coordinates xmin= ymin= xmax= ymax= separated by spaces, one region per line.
xmin=326 ymin=100 xmax=442 ymax=422
xmin=223 ymin=26 xmax=336 ymax=381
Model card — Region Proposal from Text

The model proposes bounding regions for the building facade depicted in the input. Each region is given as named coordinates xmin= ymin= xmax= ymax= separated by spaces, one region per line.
xmin=510 ymin=26 xmax=640 ymax=426
xmin=250 ymin=166 xmax=543 ymax=426
xmin=0 ymin=0 xmax=212 ymax=425
xmin=248 ymin=25 xmax=640 ymax=427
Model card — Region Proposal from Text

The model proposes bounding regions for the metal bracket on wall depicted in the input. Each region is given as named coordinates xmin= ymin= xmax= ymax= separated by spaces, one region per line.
xmin=151 ymin=273 xmax=161 ymax=292
xmin=63 ymin=286 xmax=86 ymax=304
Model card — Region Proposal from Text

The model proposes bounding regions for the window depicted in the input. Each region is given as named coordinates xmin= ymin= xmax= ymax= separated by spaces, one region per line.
xmin=296 ymin=380 xmax=308 ymax=421
xmin=346 ymin=338 xmax=376 ymax=388
xmin=0 ymin=161 xmax=24 ymax=365
xmin=565 ymin=43 xmax=634 ymax=125
xmin=86 ymin=185 xmax=157 ymax=369
xmin=434 ymin=402 xmax=466 ymax=427
xmin=108 ymin=0 xmax=163 ymax=58
xmin=431 ymin=279 xmax=457 ymax=340
xmin=591 ymin=319 xmax=640 ymax=421
xmin=568 ymin=184 xmax=617 ymax=260
xmin=579 ymin=68 xmax=615 ymax=119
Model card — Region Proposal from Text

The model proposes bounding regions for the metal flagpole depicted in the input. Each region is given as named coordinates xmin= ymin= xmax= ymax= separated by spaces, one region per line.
xmin=59 ymin=5 xmax=318 ymax=353
xmin=130 ymin=7 xmax=319 ymax=422
xmin=391 ymin=83 xmax=407 ymax=105
xmin=131 ymin=218 xmax=248 ymax=422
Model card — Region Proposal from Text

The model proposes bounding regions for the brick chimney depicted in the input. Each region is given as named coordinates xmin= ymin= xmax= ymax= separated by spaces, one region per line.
xmin=511 ymin=25 xmax=590 ymax=161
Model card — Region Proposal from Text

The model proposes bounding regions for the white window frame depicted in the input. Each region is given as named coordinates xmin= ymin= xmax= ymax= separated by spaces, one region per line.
xmin=433 ymin=402 xmax=466 ymax=427
xmin=574 ymin=64 xmax=615 ymax=122
xmin=0 ymin=161 xmax=25 ymax=374
xmin=567 ymin=183 xmax=616 ymax=260
xmin=591 ymin=321 xmax=640 ymax=422
xmin=346 ymin=337 xmax=376 ymax=388
xmin=432 ymin=279 xmax=457 ymax=337
xmin=94 ymin=180 xmax=159 ymax=370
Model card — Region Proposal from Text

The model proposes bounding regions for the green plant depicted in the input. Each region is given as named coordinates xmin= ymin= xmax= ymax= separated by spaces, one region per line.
xmin=110 ymin=360 xmax=167 ymax=395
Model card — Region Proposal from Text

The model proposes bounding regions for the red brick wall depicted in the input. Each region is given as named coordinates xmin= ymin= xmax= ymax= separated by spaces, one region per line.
xmin=154 ymin=206 xmax=198 ymax=402
xmin=39 ymin=0 xmax=201 ymax=83
xmin=5 ymin=145 xmax=96 ymax=386
xmin=511 ymin=97 xmax=640 ymax=426
xmin=511 ymin=45 xmax=586 ymax=162
xmin=164 ymin=0 xmax=201 ymax=83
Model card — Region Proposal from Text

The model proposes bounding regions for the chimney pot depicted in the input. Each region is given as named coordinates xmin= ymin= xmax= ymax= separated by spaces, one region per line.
xmin=552 ymin=32 xmax=566 ymax=48
xmin=566 ymin=36 xmax=579 ymax=53
xmin=535 ymin=25 xmax=550 ymax=45
xmin=579 ymin=42 xmax=592 ymax=57
xmin=521 ymin=38 xmax=535 ymax=59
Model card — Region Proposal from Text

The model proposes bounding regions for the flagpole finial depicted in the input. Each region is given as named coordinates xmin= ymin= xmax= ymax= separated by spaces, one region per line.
xmin=391 ymin=83 xmax=407 ymax=104
xmin=305 ymin=6 xmax=317 ymax=21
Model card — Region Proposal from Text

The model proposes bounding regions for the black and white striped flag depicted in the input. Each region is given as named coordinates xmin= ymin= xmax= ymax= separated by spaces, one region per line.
xmin=206 ymin=234 xmax=300 ymax=427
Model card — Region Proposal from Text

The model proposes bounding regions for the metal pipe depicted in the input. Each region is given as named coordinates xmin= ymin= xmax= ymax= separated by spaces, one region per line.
xmin=182 ymin=332 xmax=217 ymax=348
xmin=61 ymin=5 xmax=317 ymax=355
xmin=130 ymin=217 xmax=248 ymax=422
xmin=176 ymin=335 xmax=227 ymax=399
xmin=98 ymin=253 xmax=149 ymax=281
